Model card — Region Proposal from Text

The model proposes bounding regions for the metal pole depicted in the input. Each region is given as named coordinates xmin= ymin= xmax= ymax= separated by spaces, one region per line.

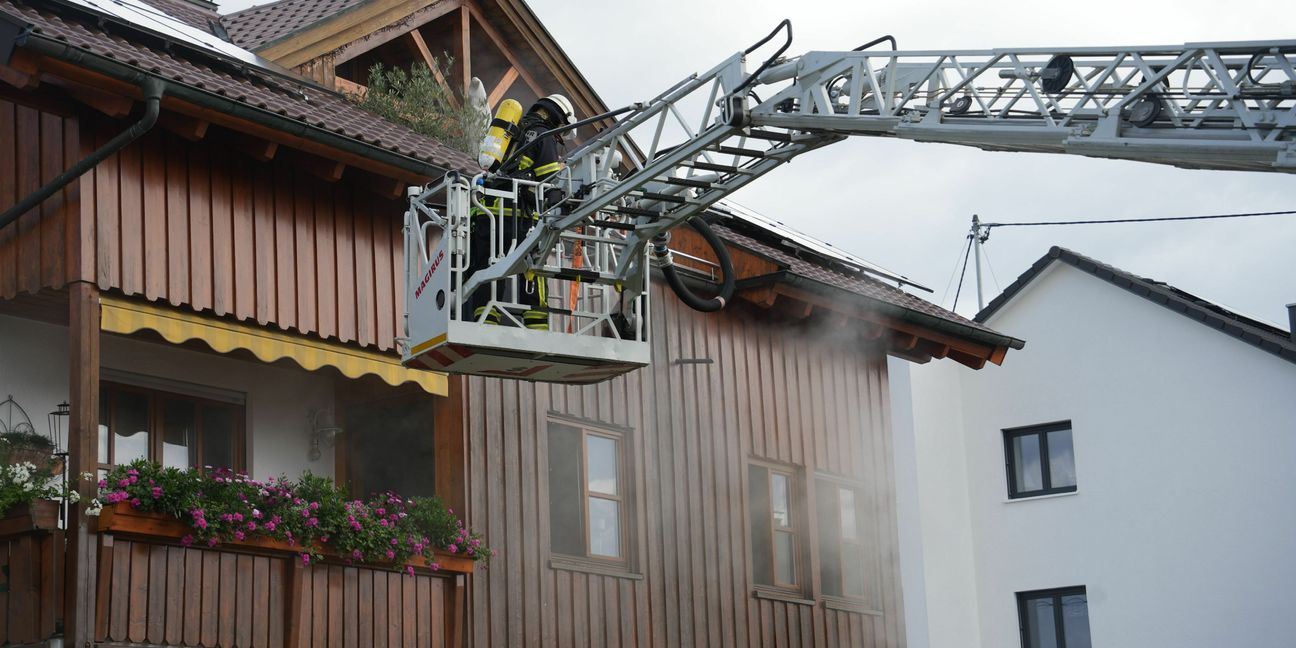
xmin=971 ymin=214 xmax=985 ymax=311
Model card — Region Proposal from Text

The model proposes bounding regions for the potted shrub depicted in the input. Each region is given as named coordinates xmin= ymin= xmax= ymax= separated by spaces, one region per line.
xmin=0 ymin=461 xmax=85 ymax=531
xmin=0 ymin=430 xmax=60 ymax=474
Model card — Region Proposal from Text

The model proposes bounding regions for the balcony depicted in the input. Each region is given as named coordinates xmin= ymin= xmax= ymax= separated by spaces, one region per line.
xmin=1 ymin=501 xmax=471 ymax=647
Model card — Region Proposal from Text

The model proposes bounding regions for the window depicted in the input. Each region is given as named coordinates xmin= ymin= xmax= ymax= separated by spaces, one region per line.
xmin=98 ymin=382 xmax=245 ymax=473
xmin=1017 ymin=587 xmax=1092 ymax=648
xmin=815 ymin=477 xmax=874 ymax=602
xmin=1004 ymin=421 xmax=1076 ymax=499
xmin=748 ymin=462 xmax=803 ymax=592
xmin=342 ymin=396 xmax=436 ymax=498
xmin=547 ymin=418 xmax=631 ymax=567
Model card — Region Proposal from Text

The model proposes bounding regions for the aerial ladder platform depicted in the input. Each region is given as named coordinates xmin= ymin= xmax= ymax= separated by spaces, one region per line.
xmin=403 ymin=22 xmax=1296 ymax=383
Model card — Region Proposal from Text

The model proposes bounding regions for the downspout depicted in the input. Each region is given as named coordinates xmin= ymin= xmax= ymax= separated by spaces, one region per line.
xmin=0 ymin=73 xmax=163 ymax=231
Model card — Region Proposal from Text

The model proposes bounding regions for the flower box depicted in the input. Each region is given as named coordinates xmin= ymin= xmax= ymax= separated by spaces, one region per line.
xmin=0 ymin=499 xmax=60 ymax=536
xmin=97 ymin=502 xmax=476 ymax=575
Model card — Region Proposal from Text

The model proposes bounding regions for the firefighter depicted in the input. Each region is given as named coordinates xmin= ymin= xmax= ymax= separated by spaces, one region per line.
xmin=466 ymin=94 xmax=577 ymax=331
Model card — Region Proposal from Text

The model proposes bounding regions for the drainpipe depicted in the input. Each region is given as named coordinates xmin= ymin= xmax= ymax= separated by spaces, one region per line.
xmin=0 ymin=75 xmax=163 ymax=230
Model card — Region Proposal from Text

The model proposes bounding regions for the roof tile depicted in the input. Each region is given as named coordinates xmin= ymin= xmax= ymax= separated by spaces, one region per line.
xmin=3 ymin=0 xmax=476 ymax=173
xmin=223 ymin=0 xmax=367 ymax=50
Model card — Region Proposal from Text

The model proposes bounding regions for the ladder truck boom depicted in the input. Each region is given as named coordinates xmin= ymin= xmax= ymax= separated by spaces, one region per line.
xmin=402 ymin=23 xmax=1296 ymax=383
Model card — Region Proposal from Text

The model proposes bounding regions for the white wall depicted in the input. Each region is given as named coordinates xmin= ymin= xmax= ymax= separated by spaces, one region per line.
xmin=903 ymin=262 xmax=1296 ymax=648
xmin=0 ymin=313 xmax=334 ymax=480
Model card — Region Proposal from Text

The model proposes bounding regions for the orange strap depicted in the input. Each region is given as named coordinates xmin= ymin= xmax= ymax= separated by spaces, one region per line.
xmin=566 ymin=240 xmax=585 ymax=333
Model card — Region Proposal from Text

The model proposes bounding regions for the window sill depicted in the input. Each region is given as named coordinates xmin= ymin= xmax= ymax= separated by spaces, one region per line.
xmin=549 ymin=556 xmax=643 ymax=580
xmin=1005 ymin=490 xmax=1078 ymax=504
xmin=821 ymin=595 xmax=883 ymax=616
xmin=753 ymin=588 xmax=815 ymax=607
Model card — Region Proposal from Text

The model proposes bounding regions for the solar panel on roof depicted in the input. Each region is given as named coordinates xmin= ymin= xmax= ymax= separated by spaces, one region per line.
xmin=61 ymin=0 xmax=291 ymax=75
xmin=712 ymin=199 xmax=930 ymax=291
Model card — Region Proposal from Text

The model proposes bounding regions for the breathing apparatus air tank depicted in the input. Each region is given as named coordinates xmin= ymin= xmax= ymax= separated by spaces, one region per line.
xmin=478 ymin=99 xmax=523 ymax=170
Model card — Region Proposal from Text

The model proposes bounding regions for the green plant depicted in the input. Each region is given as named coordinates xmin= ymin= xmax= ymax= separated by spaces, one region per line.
xmin=99 ymin=460 xmax=492 ymax=571
xmin=0 ymin=460 xmax=88 ymax=517
xmin=0 ymin=430 xmax=54 ymax=449
xmin=350 ymin=61 xmax=487 ymax=157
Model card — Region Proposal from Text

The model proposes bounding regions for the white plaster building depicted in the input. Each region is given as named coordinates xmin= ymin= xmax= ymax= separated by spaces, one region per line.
xmin=894 ymin=246 xmax=1296 ymax=648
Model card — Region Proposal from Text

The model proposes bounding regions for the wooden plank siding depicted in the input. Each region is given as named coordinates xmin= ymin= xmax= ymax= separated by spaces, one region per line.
xmin=457 ymin=282 xmax=906 ymax=648
xmin=0 ymin=98 xmax=410 ymax=353
xmin=0 ymin=97 xmax=78 ymax=300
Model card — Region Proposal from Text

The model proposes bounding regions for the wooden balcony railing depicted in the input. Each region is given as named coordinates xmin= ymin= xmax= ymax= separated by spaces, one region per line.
xmin=94 ymin=504 xmax=471 ymax=648
xmin=0 ymin=501 xmax=471 ymax=647
xmin=0 ymin=501 xmax=64 ymax=646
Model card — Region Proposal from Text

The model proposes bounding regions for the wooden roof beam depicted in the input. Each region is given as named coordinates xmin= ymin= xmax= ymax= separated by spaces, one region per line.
xmin=948 ymin=349 xmax=987 ymax=370
xmin=290 ymin=149 xmax=347 ymax=183
xmin=487 ymin=67 xmax=519 ymax=109
xmin=158 ymin=112 xmax=209 ymax=141
xmin=328 ymin=0 xmax=463 ymax=69
xmin=0 ymin=50 xmax=41 ymax=89
xmin=464 ymin=1 xmax=545 ymax=97
xmin=410 ymin=28 xmax=459 ymax=108
xmin=230 ymin=131 xmax=278 ymax=163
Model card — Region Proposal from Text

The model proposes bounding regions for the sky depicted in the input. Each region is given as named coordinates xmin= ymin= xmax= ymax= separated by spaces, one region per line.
xmin=219 ymin=0 xmax=1296 ymax=326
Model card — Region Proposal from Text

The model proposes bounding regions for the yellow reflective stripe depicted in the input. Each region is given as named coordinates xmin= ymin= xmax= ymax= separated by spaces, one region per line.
xmin=533 ymin=162 xmax=563 ymax=177
xmin=518 ymin=155 xmax=533 ymax=170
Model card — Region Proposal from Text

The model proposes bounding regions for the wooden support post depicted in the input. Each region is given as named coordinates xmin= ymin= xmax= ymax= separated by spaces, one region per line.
xmin=455 ymin=6 xmax=472 ymax=96
xmin=433 ymin=376 xmax=467 ymax=516
xmin=64 ymin=280 xmax=101 ymax=647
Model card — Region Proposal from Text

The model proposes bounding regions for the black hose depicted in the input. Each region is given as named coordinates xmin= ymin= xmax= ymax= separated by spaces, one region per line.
xmin=735 ymin=19 xmax=793 ymax=93
xmin=654 ymin=217 xmax=735 ymax=313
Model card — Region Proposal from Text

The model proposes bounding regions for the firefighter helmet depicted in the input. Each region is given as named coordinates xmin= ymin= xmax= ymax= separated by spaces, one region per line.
xmin=530 ymin=93 xmax=577 ymax=134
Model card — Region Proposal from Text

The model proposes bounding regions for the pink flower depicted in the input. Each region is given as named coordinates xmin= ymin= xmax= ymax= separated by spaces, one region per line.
xmin=390 ymin=538 xmax=398 ymax=546
xmin=405 ymin=566 xmax=415 ymax=577
xmin=301 ymin=554 xmax=310 ymax=565
xmin=181 ymin=535 xmax=193 ymax=546
xmin=246 ymin=521 xmax=257 ymax=531
xmin=117 ymin=479 xmax=130 ymax=488
xmin=129 ymin=498 xmax=141 ymax=508
xmin=430 ymin=562 xmax=441 ymax=571
xmin=208 ymin=538 xmax=218 ymax=547
xmin=385 ymin=549 xmax=395 ymax=560
xmin=447 ymin=544 xmax=458 ymax=554
xmin=306 ymin=517 xmax=318 ymax=528
xmin=352 ymin=549 xmax=363 ymax=560
xmin=233 ymin=531 xmax=245 ymax=541
xmin=151 ymin=487 xmax=163 ymax=499
xmin=265 ymin=521 xmax=276 ymax=531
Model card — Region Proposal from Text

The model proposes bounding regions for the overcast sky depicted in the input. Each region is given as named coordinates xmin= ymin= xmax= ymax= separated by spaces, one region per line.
xmin=221 ymin=0 xmax=1296 ymax=326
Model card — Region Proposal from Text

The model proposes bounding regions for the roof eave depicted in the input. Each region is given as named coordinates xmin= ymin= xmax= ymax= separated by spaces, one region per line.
xmin=739 ymin=270 xmax=1026 ymax=353
xmin=14 ymin=26 xmax=457 ymax=182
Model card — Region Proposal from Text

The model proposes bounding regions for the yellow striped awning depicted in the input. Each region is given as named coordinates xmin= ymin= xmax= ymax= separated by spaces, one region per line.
xmin=99 ymin=296 xmax=446 ymax=396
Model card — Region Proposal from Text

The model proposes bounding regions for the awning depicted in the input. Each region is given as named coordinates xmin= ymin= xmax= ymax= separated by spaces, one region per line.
xmin=99 ymin=296 xmax=446 ymax=396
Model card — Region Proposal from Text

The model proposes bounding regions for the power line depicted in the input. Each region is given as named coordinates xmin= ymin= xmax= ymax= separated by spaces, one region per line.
xmin=951 ymin=234 xmax=974 ymax=312
xmin=982 ymin=209 xmax=1296 ymax=229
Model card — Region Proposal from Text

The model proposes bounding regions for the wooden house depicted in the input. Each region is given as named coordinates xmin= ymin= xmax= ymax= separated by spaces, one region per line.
xmin=0 ymin=0 xmax=1022 ymax=646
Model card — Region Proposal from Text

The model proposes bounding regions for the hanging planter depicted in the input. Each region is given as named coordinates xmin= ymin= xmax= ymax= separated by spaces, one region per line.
xmin=0 ymin=499 xmax=60 ymax=535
